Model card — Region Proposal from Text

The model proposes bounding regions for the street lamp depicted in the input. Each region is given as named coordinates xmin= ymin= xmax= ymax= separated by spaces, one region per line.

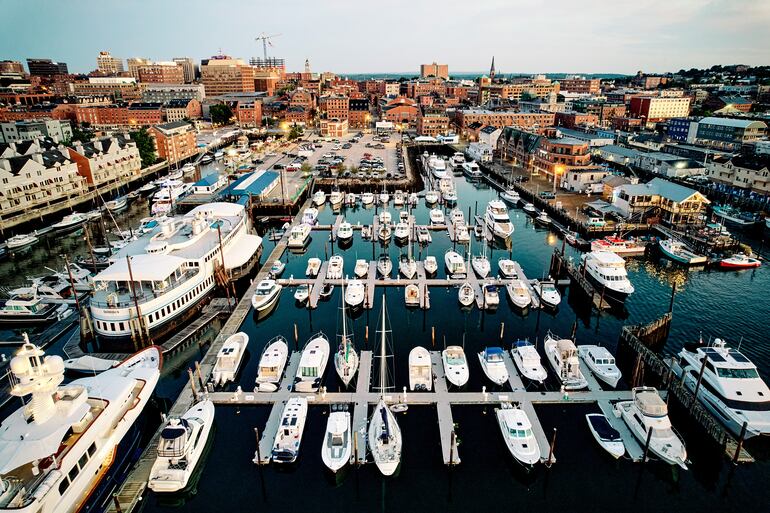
xmin=553 ymin=164 xmax=565 ymax=194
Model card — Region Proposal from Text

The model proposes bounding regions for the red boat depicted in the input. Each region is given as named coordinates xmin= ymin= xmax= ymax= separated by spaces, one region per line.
xmin=719 ymin=254 xmax=761 ymax=269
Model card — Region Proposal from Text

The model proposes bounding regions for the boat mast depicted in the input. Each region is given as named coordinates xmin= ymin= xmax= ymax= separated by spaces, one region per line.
xmin=379 ymin=295 xmax=387 ymax=395
xmin=341 ymin=277 xmax=349 ymax=362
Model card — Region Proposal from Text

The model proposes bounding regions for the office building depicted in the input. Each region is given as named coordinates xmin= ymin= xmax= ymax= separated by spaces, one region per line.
xmin=420 ymin=62 xmax=449 ymax=79
xmin=26 ymin=58 xmax=68 ymax=77
xmin=96 ymin=51 xmax=124 ymax=74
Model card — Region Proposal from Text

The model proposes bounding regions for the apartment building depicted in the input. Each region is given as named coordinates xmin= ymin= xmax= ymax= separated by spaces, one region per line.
xmin=234 ymin=98 xmax=263 ymax=128
xmin=96 ymin=51 xmax=124 ymax=74
xmin=706 ymin=155 xmax=770 ymax=194
xmin=420 ymin=62 xmax=448 ymax=79
xmin=0 ymin=119 xmax=72 ymax=143
xmin=348 ymin=98 xmax=370 ymax=129
xmin=127 ymin=57 xmax=152 ymax=79
xmin=141 ymin=83 xmax=206 ymax=103
xmin=163 ymin=98 xmax=203 ymax=122
xmin=477 ymin=79 xmax=560 ymax=104
xmin=320 ymin=118 xmax=348 ymax=138
xmin=126 ymin=102 xmax=164 ymax=126
xmin=200 ymin=56 xmax=255 ymax=96
xmin=69 ymin=77 xmax=142 ymax=101
xmin=321 ymin=95 xmax=349 ymax=121
xmin=417 ymin=106 xmax=449 ymax=137
xmin=558 ymin=77 xmax=600 ymax=94
xmin=554 ymin=111 xmax=599 ymax=129
xmin=67 ymin=134 xmax=141 ymax=187
xmin=138 ymin=62 xmax=185 ymax=84
xmin=629 ymin=96 xmax=691 ymax=123
xmin=149 ymin=121 xmax=198 ymax=164
xmin=173 ymin=57 xmax=197 ymax=83
xmin=456 ymin=109 xmax=555 ymax=133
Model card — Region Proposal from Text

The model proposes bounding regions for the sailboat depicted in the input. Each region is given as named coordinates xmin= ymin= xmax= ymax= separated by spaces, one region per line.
xmin=334 ymin=280 xmax=359 ymax=386
xmin=368 ymin=296 xmax=402 ymax=476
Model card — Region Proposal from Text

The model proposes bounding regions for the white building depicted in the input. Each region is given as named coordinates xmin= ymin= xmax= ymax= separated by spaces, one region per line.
xmin=0 ymin=119 xmax=72 ymax=144
xmin=67 ymin=135 xmax=142 ymax=188
xmin=478 ymin=125 xmax=502 ymax=149
xmin=96 ymin=51 xmax=124 ymax=74
xmin=465 ymin=142 xmax=493 ymax=163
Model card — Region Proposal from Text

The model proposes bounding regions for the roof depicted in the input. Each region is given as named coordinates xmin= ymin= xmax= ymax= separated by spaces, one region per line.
xmin=717 ymin=95 xmax=753 ymax=105
xmin=729 ymin=155 xmax=770 ymax=171
xmin=699 ymin=117 xmax=766 ymax=129
xmin=621 ymin=177 xmax=709 ymax=204
xmin=96 ymin=253 xmax=187 ymax=282
xmin=598 ymin=144 xmax=639 ymax=159
xmin=194 ymin=173 xmax=224 ymax=187
xmin=154 ymin=120 xmax=192 ymax=132
xmin=226 ymin=170 xmax=279 ymax=196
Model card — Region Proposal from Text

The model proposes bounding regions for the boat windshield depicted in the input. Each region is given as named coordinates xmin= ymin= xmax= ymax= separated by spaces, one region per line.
xmin=509 ymin=428 xmax=533 ymax=438
xmin=716 ymin=367 xmax=759 ymax=379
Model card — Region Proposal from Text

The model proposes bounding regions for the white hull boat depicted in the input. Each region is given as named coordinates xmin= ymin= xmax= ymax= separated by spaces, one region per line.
xmin=271 ymin=397 xmax=308 ymax=463
xmin=424 ymin=256 xmax=438 ymax=275
xmin=511 ymin=341 xmax=548 ymax=383
xmin=344 ymin=279 xmax=365 ymax=309
xmin=472 ymin=255 xmax=491 ymax=278
xmin=409 ymin=346 xmax=432 ymax=391
xmin=306 ymin=257 xmax=322 ymax=277
xmin=498 ymin=259 xmax=516 ymax=278
xmin=404 ymin=284 xmax=420 ymax=307
xmin=256 ymin=336 xmax=289 ymax=392
xmin=544 ymin=333 xmax=587 ymax=391
xmin=445 ymin=250 xmax=466 ymax=276
xmin=586 ymin=414 xmax=625 ymax=459
xmin=496 ymin=403 xmax=540 ymax=468
xmin=506 ymin=280 xmax=532 ymax=309
xmin=478 ymin=347 xmax=509 ymax=385
xmin=327 ymin=255 xmax=344 ymax=279
xmin=442 ymin=346 xmax=469 ymax=387
xmin=577 ymin=345 xmax=622 ymax=388
xmin=377 ymin=255 xmax=392 ymax=277
xmin=354 ymin=259 xmax=369 ymax=278
xmin=251 ymin=280 xmax=282 ymax=313
xmin=294 ymin=284 xmax=311 ymax=304
xmin=322 ymin=410 xmax=352 ymax=473
xmin=212 ymin=332 xmax=249 ymax=386
xmin=295 ymin=334 xmax=330 ymax=392
xmin=458 ymin=282 xmax=475 ymax=307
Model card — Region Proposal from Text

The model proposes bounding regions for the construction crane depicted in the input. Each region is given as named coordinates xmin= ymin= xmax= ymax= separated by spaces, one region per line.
xmin=254 ymin=33 xmax=281 ymax=60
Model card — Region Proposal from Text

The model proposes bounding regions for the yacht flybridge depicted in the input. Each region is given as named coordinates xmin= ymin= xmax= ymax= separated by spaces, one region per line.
xmin=0 ymin=339 xmax=161 ymax=513
xmin=89 ymin=203 xmax=262 ymax=343
xmin=484 ymin=200 xmax=514 ymax=239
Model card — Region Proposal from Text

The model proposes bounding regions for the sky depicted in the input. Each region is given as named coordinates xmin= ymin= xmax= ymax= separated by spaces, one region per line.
xmin=2 ymin=0 xmax=769 ymax=75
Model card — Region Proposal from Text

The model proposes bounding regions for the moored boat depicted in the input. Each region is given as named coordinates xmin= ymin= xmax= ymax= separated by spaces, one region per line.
xmin=511 ymin=340 xmax=547 ymax=383
xmin=495 ymin=403 xmax=540 ymax=469
xmin=478 ymin=347 xmax=509 ymax=385
xmin=442 ymin=346 xmax=469 ymax=387
xmin=212 ymin=332 xmax=249 ymax=386
xmin=586 ymin=414 xmax=625 ymax=459
xmin=256 ymin=336 xmax=289 ymax=392
xmin=409 ymin=346 xmax=432 ymax=391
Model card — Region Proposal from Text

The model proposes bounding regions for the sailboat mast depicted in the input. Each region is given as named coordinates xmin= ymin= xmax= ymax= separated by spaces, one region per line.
xmin=380 ymin=296 xmax=387 ymax=393
xmin=341 ymin=278 xmax=348 ymax=361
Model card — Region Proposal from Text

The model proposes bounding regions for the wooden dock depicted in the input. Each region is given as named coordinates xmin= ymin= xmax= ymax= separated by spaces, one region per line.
xmin=352 ymin=351 xmax=372 ymax=465
xmin=431 ymin=351 xmax=460 ymax=465
xmin=502 ymin=353 xmax=552 ymax=462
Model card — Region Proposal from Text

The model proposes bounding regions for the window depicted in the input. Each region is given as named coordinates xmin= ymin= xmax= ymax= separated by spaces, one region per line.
xmin=78 ymin=453 xmax=88 ymax=469
xmin=68 ymin=465 xmax=79 ymax=481
xmin=88 ymin=442 xmax=97 ymax=457
xmin=59 ymin=477 xmax=70 ymax=495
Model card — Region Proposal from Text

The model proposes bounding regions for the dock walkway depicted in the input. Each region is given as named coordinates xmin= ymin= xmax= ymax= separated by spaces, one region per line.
xmin=502 ymin=353 xmax=552 ymax=462
xmin=254 ymin=352 xmax=302 ymax=464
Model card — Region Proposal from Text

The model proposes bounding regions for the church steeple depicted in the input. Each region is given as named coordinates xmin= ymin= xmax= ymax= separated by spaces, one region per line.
xmin=490 ymin=56 xmax=496 ymax=81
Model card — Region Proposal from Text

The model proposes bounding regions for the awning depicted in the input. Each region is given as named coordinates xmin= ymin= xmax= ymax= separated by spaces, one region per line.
xmin=224 ymin=234 xmax=262 ymax=269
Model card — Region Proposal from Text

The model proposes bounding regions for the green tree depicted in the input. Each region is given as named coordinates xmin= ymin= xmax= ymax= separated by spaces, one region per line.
xmin=288 ymin=125 xmax=304 ymax=140
xmin=69 ymin=122 xmax=95 ymax=144
xmin=210 ymin=104 xmax=233 ymax=125
xmin=129 ymin=127 xmax=157 ymax=168
xmin=300 ymin=162 xmax=312 ymax=175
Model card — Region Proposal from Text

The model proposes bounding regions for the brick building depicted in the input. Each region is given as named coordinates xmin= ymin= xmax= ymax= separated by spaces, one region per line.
xmin=417 ymin=106 xmax=449 ymax=137
xmin=138 ymin=62 xmax=185 ymax=84
xmin=200 ymin=56 xmax=255 ymax=96
xmin=67 ymin=134 xmax=141 ymax=187
xmin=558 ymin=77 xmax=600 ymax=94
xmin=149 ymin=121 xmax=198 ymax=164
xmin=629 ymin=96 xmax=691 ymax=123
xmin=320 ymin=118 xmax=348 ymax=138
xmin=420 ymin=62 xmax=448 ymax=79
xmin=555 ymin=111 xmax=599 ymax=129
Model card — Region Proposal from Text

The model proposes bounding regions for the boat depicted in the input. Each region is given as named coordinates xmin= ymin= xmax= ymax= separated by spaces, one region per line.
xmin=408 ymin=192 xmax=418 ymax=206
xmin=214 ymin=150 xmax=224 ymax=160
xmin=361 ymin=225 xmax=372 ymax=240
xmin=313 ymin=190 xmax=326 ymax=206
xmin=52 ymin=212 xmax=88 ymax=233
xmin=329 ymin=190 xmax=345 ymax=209
xmin=271 ymin=397 xmax=309 ymax=463
xmin=151 ymin=180 xmax=190 ymax=215
xmin=104 ymin=196 xmax=128 ymax=213
xmin=393 ymin=190 xmax=405 ymax=206
xmin=409 ymin=346 xmax=433 ymax=391
xmin=535 ymin=211 xmax=551 ymax=225
xmin=485 ymin=200 xmax=514 ymax=239
xmin=429 ymin=208 xmax=445 ymax=225
xmin=482 ymin=281 xmax=500 ymax=309
xmin=327 ymin=255 xmax=344 ymax=279
xmin=427 ymin=154 xmax=448 ymax=179
xmin=361 ymin=192 xmax=375 ymax=206
xmin=498 ymin=259 xmax=517 ymax=278
xmin=454 ymin=223 xmax=470 ymax=244
xmin=451 ymin=152 xmax=465 ymax=167
xmin=449 ymin=208 xmax=464 ymax=225
xmin=302 ymin=207 xmax=319 ymax=225
xmin=615 ymin=387 xmax=687 ymax=468
xmin=577 ymin=345 xmax=622 ymax=388
xmin=139 ymin=182 xmax=158 ymax=195
xmin=478 ymin=347 xmax=509 ymax=385
xmin=445 ymin=250 xmax=466 ymax=276
xmin=472 ymin=254 xmax=491 ymax=278
xmin=321 ymin=410 xmax=352 ymax=473
xmin=251 ymin=279 xmax=282 ymax=313
xmin=379 ymin=191 xmax=390 ymax=204
xmin=585 ymin=414 xmax=626 ymax=459
xmin=439 ymin=179 xmax=456 ymax=204
xmin=256 ymin=336 xmax=289 ymax=392
xmin=404 ymin=284 xmax=420 ymax=307
xmin=511 ymin=340 xmax=548 ymax=383
xmin=378 ymin=223 xmax=392 ymax=243
xmin=674 ymin=337 xmax=770 ymax=438
xmin=63 ymin=354 xmax=118 ymax=375
xmin=378 ymin=210 xmax=392 ymax=225
xmin=461 ymin=161 xmax=483 ymax=179
xmin=212 ymin=332 xmax=249 ymax=386
xmin=719 ymin=253 xmax=761 ymax=269
xmin=399 ymin=254 xmax=417 ymax=279
xmin=425 ymin=190 xmax=439 ymax=205
xmin=319 ymin=283 xmax=334 ymax=299
xmin=377 ymin=254 xmax=392 ymax=277
xmin=295 ymin=333 xmax=331 ymax=392
xmin=533 ymin=280 xmax=561 ymax=308
xmin=506 ymin=280 xmax=532 ymax=309
xmin=337 ymin=221 xmax=353 ymax=242
xmin=294 ymin=284 xmax=312 ymax=304
xmin=544 ymin=333 xmax=588 ymax=390
xmin=442 ymin=346 xmax=469 ymax=387
xmin=523 ymin=203 xmax=536 ymax=214
xmin=712 ymin=205 xmax=761 ymax=227
xmin=200 ymin=154 xmax=213 ymax=164
xmin=346 ymin=193 xmax=357 ymax=206
xmin=6 ymin=233 xmax=40 ymax=250
xmin=658 ymin=239 xmax=707 ymax=265
xmin=369 ymin=298 xmax=402 ymax=476
xmin=306 ymin=257 xmax=322 ymax=277
xmin=394 ymin=222 xmax=410 ymax=242
xmin=335 ymin=282 xmax=359 ymax=386
xmin=148 ymin=400 xmax=215 ymax=493
xmin=269 ymin=259 xmax=285 ymax=278
xmin=417 ymin=226 xmax=432 ymax=244
xmin=400 ymin=209 xmax=410 ymax=223
xmin=344 ymin=279 xmax=365 ymax=309
xmin=591 ymin=236 xmax=646 ymax=257
xmin=0 ymin=341 xmax=160 ymax=513
xmin=458 ymin=282 xmax=475 ymax=307
xmin=287 ymin=223 xmax=312 ymax=248
xmin=500 ymin=189 xmax=521 ymax=204
xmin=423 ymin=256 xmax=438 ymax=275
xmin=495 ymin=403 xmax=540 ymax=469
xmin=0 ymin=293 xmax=71 ymax=326
xmin=581 ymin=250 xmax=635 ymax=302
xmin=182 ymin=162 xmax=196 ymax=176
xmin=354 ymin=259 xmax=369 ymax=278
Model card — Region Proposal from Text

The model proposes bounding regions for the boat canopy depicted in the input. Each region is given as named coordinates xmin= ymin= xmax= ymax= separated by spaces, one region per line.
xmin=588 ymin=415 xmax=621 ymax=441
xmin=635 ymin=390 xmax=667 ymax=417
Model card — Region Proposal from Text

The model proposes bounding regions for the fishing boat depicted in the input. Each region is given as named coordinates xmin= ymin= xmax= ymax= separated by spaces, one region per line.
xmin=478 ymin=347 xmax=509 ymax=385
xmin=399 ymin=254 xmax=417 ymax=279
xmin=212 ymin=332 xmax=249 ymax=386
xmin=377 ymin=254 xmax=392 ymax=277
xmin=329 ymin=190 xmax=345 ymax=209
xmin=498 ymin=259 xmax=517 ymax=278
xmin=306 ymin=257 xmax=322 ymax=277
xmin=6 ymin=233 xmax=39 ymax=251
xmin=506 ymin=279 xmax=532 ymax=309
xmin=312 ymin=190 xmax=326 ymax=206
xmin=409 ymin=346 xmax=433 ymax=391
xmin=472 ymin=254 xmax=491 ymax=278
xmin=335 ymin=282 xmax=359 ymax=386
xmin=52 ymin=212 xmax=88 ymax=233
xmin=658 ymin=239 xmax=707 ymax=265
xmin=590 ymin=236 xmax=646 ymax=257
xmin=327 ymin=255 xmax=344 ymax=279
xmin=361 ymin=192 xmax=375 ymax=206
xmin=577 ymin=345 xmax=622 ymax=388
xmin=302 ymin=207 xmax=319 ymax=225
xmin=429 ymin=208 xmax=445 ymax=225
xmin=425 ymin=190 xmax=439 ymax=205
xmin=458 ymin=282 xmax=475 ymax=307
xmin=294 ymin=284 xmax=312 ymax=304
xmin=581 ymin=251 xmax=635 ymax=302
xmin=495 ymin=403 xmax=540 ymax=469
xmin=533 ymin=280 xmax=561 ymax=308
xmin=445 ymin=250 xmax=466 ymax=276
xmin=500 ymin=189 xmax=520 ymax=204
xmin=355 ymin=259 xmax=369 ymax=278
xmin=586 ymin=414 xmax=625 ymax=460
xmin=482 ymin=281 xmax=499 ymax=309
xmin=511 ymin=340 xmax=548 ymax=383
xmin=295 ymin=333 xmax=331 ymax=392
xmin=321 ymin=410 xmax=352 ymax=473
xmin=271 ymin=397 xmax=309 ymax=463
xmin=148 ymin=400 xmax=215 ymax=493
xmin=424 ymin=256 xmax=438 ymax=275
xmin=251 ymin=279 xmax=282 ymax=313
xmin=442 ymin=346 xmax=469 ymax=387
xmin=337 ymin=221 xmax=353 ymax=242
xmin=544 ymin=333 xmax=588 ymax=390
xmin=105 ymin=196 xmax=128 ymax=213
xmin=719 ymin=253 xmax=761 ymax=269
xmin=269 ymin=259 xmax=285 ymax=278
xmin=523 ymin=203 xmax=536 ymax=214
xmin=404 ymin=284 xmax=420 ymax=307
xmin=417 ymin=226 xmax=432 ymax=244
xmin=344 ymin=279 xmax=365 ymax=309
xmin=615 ymin=387 xmax=687 ymax=468
xmin=712 ymin=205 xmax=761 ymax=227
xmin=287 ymin=223 xmax=312 ymax=248
xmin=485 ymin=200 xmax=514 ymax=239
xmin=369 ymin=298 xmax=402 ymax=476
xmin=256 ymin=336 xmax=289 ymax=392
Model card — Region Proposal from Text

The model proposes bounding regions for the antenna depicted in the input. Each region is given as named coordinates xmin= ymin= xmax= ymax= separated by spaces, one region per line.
xmin=254 ymin=33 xmax=282 ymax=61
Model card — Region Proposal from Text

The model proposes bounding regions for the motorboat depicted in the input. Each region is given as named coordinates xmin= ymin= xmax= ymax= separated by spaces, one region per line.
xmin=533 ymin=280 xmax=561 ymax=308
xmin=148 ymin=400 xmax=215 ymax=492
xmin=269 ymin=259 xmax=285 ymax=278
xmin=404 ymin=284 xmax=420 ymax=307
xmin=485 ymin=200 xmax=514 ymax=239
xmin=719 ymin=253 xmax=761 ymax=269
xmin=423 ymin=256 xmax=438 ymax=275
xmin=578 ymin=345 xmax=622 ymax=388
xmin=445 ymin=250 xmax=466 ymax=276
xmin=355 ymin=259 xmax=369 ymax=278
xmin=214 ymin=150 xmax=224 ymax=160
xmin=271 ymin=397 xmax=309 ymax=463
xmin=287 ymin=223 xmax=312 ymax=248
xmin=379 ymin=210 xmax=392 ymax=225
xmin=500 ymin=189 xmax=520 ymax=204
xmin=319 ymin=283 xmax=334 ymax=299
xmin=251 ymin=279 xmax=282 ymax=313
xmin=591 ymin=236 xmax=646 ymax=257
xmin=151 ymin=180 xmax=190 ymax=215
xmin=429 ymin=208 xmax=445 ymax=225
xmin=451 ymin=152 xmax=465 ymax=167
xmin=712 ymin=205 xmax=762 ymax=227
xmin=200 ymin=154 xmax=214 ymax=164
xmin=379 ymin=191 xmax=390 ymax=204
xmin=658 ymin=239 xmax=707 ymax=265
xmin=393 ymin=190 xmax=406 ymax=206
xmin=335 ymin=283 xmax=359 ymax=386
xmin=52 ymin=212 xmax=88 ymax=233
xmin=544 ymin=333 xmax=588 ymax=390
xmin=523 ymin=203 xmax=536 ymax=214
xmin=399 ymin=254 xmax=417 ymax=279
xmin=442 ymin=346 xmax=469 ymax=387
xmin=394 ymin=222 xmax=410 ymax=241
xmin=461 ymin=161 xmax=483 ymax=179
xmin=256 ymin=336 xmax=289 ymax=392
xmin=378 ymin=223 xmax=392 ymax=243
xmin=302 ymin=207 xmax=319 ymax=225
xmin=455 ymin=223 xmax=471 ymax=244
xmin=482 ymin=281 xmax=500 ymax=309
xmin=498 ymin=259 xmax=517 ymax=278
xmin=535 ymin=211 xmax=551 ymax=225
xmin=458 ymin=282 xmax=475 ymax=307
xmin=139 ymin=182 xmax=158 ymax=194
xmin=6 ymin=233 xmax=40 ymax=250
xmin=327 ymin=255 xmax=344 ymax=279
xmin=674 ymin=337 xmax=770 ymax=438
xmin=615 ymin=387 xmax=687 ymax=468
xmin=212 ymin=332 xmax=249 ymax=386
xmin=409 ymin=346 xmax=433 ymax=391
xmin=439 ymin=178 xmax=456 ymax=204
xmin=581 ymin=251 xmax=634 ymax=302
xmin=346 ymin=193 xmax=357 ymax=207
xmin=0 ymin=293 xmax=71 ymax=326
xmin=377 ymin=254 xmax=392 ymax=277
xmin=586 ymin=414 xmax=625 ymax=460
xmin=337 ymin=221 xmax=353 ymax=242
xmin=361 ymin=225 xmax=372 ymax=240
xmin=425 ymin=190 xmax=440 ymax=205
xmin=306 ymin=257 xmax=322 ymax=277
xmin=313 ymin=190 xmax=326 ymax=206
xmin=495 ymin=403 xmax=540 ymax=469
xmin=329 ymin=190 xmax=345 ymax=209
xmin=472 ymin=255 xmax=491 ymax=278
xmin=63 ymin=355 xmax=118 ymax=375
xmin=105 ymin=196 xmax=128 ymax=213
xmin=427 ymin=154 xmax=448 ymax=179
xmin=182 ymin=162 xmax=196 ymax=176
xmin=294 ymin=284 xmax=312 ymax=304
xmin=478 ymin=347 xmax=509 ymax=385
xmin=361 ymin=192 xmax=375 ymax=206
xmin=295 ymin=333 xmax=331 ymax=392
xmin=506 ymin=280 xmax=532 ymax=309
xmin=344 ymin=279 xmax=365 ymax=309
xmin=417 ymin=226 xmax=432 ymax=244
xmin=322 ymin=410 xmax=352 ymax=473
xmin=408 ymin=192 xmax=418 ymax=206
xmin=449 ymin=208 xmax=465 ymax=225
xmin=511 ymin=340 xmax=548 ymax=383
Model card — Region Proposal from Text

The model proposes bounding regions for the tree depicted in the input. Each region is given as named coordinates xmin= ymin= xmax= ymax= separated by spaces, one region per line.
xmin=210 ymin=104 xmax=233 ymax=126
xmin=129 ymin=127 xmax=157 ymax=168
xmin=69 ymin=122 xmax=95 ymax=144
xmin=288 ymin=125 xmax=304 ymax=140
xmin=300 ymin=162 xmax=312 ymax=176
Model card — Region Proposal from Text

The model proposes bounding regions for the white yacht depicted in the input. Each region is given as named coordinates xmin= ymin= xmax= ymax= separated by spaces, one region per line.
xmin=322 ymin=411 xmax=352 ymax=473
xmin=500 ymin=189 xmax=520 ymax=204
xmin=399 ymin=254 xmax=417 ymax=279
xmin=306 ymin=257 xmax=322 ymax=277
xmin=404 ymin=284 xmax=420 ymax=307
xmin=472 ymin=254 xmax=491 ymax=278
xmin=429 ymin=208 xmax=445 ymax=225
xmin=269 ymin=259 xmax=285 ymax=278
xmin=478 ymin=347 xmax=509 ymax=385
xmin=361 ymin=192 xmax=375 ymax=206
xmin=485 ymin=200 xmax=514 ymax=239
xmin=251 ymin=279 xmax=282 ymax=313
xmin=544 ymin=333 xmax=588 ymax=390
xmin=506 ymin=280 xmax=532 ymax=309
xmin=327 ymin=255 xmax=344 ymax=279
xmin=302 ymin=207 xmax=319 ymax=225
xmin=578 ymin=345 xmax=622 ymax=388
xmin=378 ymin=223 xmax=392 ymax=243
xmin=329 ymin=190 xmax=345 ymax=209
xmin=615 ymin=387 xmax=687 ymax=468
xmin=674 ymin=338 xmax=770 ymax=438
xmin=511 ymin=341 xmax=548 ymax=384
xmin=337 ymin=221 xmax=353 ymax=242
xmin=379 ymin=190 xmax=390 ymax=204
xmin=427 ymin=154 xmax=448 ymax=179
xmin=90 ymin=203 xmax=261 ymax=342
xmin=148 ymin=400 xmax=215 ymax=493
xmin=151 ymin=180 xmax=189 ymax=215
xmin=581 ymin=251 xmax=634 ymax=302
xmin=586 ymin=414 xmax=626 ymax=460
xmin=0 ymin=341 xmax=160 ymax=513
xmin=104 ymin=196 xmax=128 ymax=213
xmin=294 ymin=284 xmax=311 ymax=304
xmin=256 ymin=336 xmax=289 ymax=392
xmin=6 ymin=233 xmax=39 ymax=250
xmin=461 ymin=161 xmax=483 ymax=179
xmin=536 ymin=211 xmax=551 ymax=225
xmin=271 ymin=397 xmax=309 ymax=464
xmin=442 ymin=346 xmax=469 ymax=387
xmin=295 ymin=333 xmax=331 ymax=392
xmin=377 ymin=254 xmax=392 ymax=277
xmin=458 ymin=282 xmax=475 ymax=307
xmin=424 ymin=256 xmax=438 ymax=275
xmin=344 ymin=279 xmax=365 ymax=309
xmin=450 ymin=152 xmax=465 ymax=167
xmin=335 ymin=283 xmax=359 ymax=386
xmin=498 ymin=259 xmax=517 ymax=278
xmin=523 ymin=203 xmax=536 ymax=214
xmin=354 ymin=259 xmax=369 ymax=278
xmin=533 ymin=280 xmax=561 ymax=308
xmin=409 ymin=346 xmax=433 ymax=391
xmin=312 ymin=190 xmax=326 ymax=206
xmin=417 ymin=226 xmax=432 ymax=244
xmin=425 ymin=190 xmax=440 ymax=205
xmin=393 ymin=190 xmax=406 ymax=206
xmin=52 ymin=212 xmax=88 ymax=233
xmin=496 ymin=403 xmax=540 ymax=469
xmin=288 ymin=223 xmax=312 ymax=248
xmin=212 ymin=332 xmax=249 ymax=386
xmin=379 ymin=210 xmax=392 ymax=225
xmin=445 ymin=250 xmax=466 ymax=276
xmin=0 ymin=293 xmax=70 ymax=326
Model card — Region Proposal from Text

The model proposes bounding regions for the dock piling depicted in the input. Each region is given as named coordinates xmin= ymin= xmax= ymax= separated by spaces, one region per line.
xmin=733 ymin=422 xmax=748 ymax=465
xmin=546 ymin=428 xmax=557 ymax=468
xmin=254 ymin=427 xmax=261 ymax=465
xmin=642 ymin=426 xmax=653 ymax=464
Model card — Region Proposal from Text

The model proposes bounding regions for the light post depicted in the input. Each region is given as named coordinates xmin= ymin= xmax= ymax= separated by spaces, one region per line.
xmin=553 ymin=165 xmax=565 ymax=195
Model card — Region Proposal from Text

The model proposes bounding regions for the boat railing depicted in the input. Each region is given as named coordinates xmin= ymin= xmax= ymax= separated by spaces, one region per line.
xmin=92 ymin=269 xmax=200 ymax=308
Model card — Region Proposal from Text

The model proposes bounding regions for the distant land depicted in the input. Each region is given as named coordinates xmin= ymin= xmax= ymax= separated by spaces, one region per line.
xmin=340 ymin=72 xmax=631 ymax=80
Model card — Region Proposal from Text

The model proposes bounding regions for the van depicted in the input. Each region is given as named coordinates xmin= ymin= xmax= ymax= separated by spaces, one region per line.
xmin=587 ymin=217 xmax=607 ymax=227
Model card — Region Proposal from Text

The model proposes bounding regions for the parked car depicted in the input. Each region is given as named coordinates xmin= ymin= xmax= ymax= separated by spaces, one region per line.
xmin=539 ymin=191 xmax=556 ymax=199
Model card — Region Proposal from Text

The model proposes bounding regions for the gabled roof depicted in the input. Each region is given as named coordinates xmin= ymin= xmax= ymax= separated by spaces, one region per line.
xmin=621 ymin=177 xmax=709 ymax=204
xmin=730 ymin=155 xmax=770 ymax=171
xmin=499 ymin=126 xmax=542 ymax=152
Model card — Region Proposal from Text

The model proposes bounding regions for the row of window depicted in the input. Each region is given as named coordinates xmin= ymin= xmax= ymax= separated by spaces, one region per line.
xmin=58 ymin=442 xmax=97 ymax=495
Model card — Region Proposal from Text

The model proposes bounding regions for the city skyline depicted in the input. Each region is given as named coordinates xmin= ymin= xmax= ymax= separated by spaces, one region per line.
xmin=4 ymin=0 xmax=770 ymax=75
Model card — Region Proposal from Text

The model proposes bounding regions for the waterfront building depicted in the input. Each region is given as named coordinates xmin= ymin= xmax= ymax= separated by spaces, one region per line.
xmin=149 ymin=121 xmax=198 ymax=164
xmin=705 ymin=154 xmax=770 ymax=194
xmin=126 ymin=102 xmax=164 ymax=126
xmin=417 ymin=106 xmax=449 ymax=137
xmin=613 ymin=177 xmax=709 ymax=225
xmin=0 ymin=119 xmax=72 ymax=144
xmin=67 ymin=134 xmax=142 ymax=187
xmin=224 ymin=170 xmax=280 ymax=202
xmin=320 ymin=95 xmax=349 ymax=122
